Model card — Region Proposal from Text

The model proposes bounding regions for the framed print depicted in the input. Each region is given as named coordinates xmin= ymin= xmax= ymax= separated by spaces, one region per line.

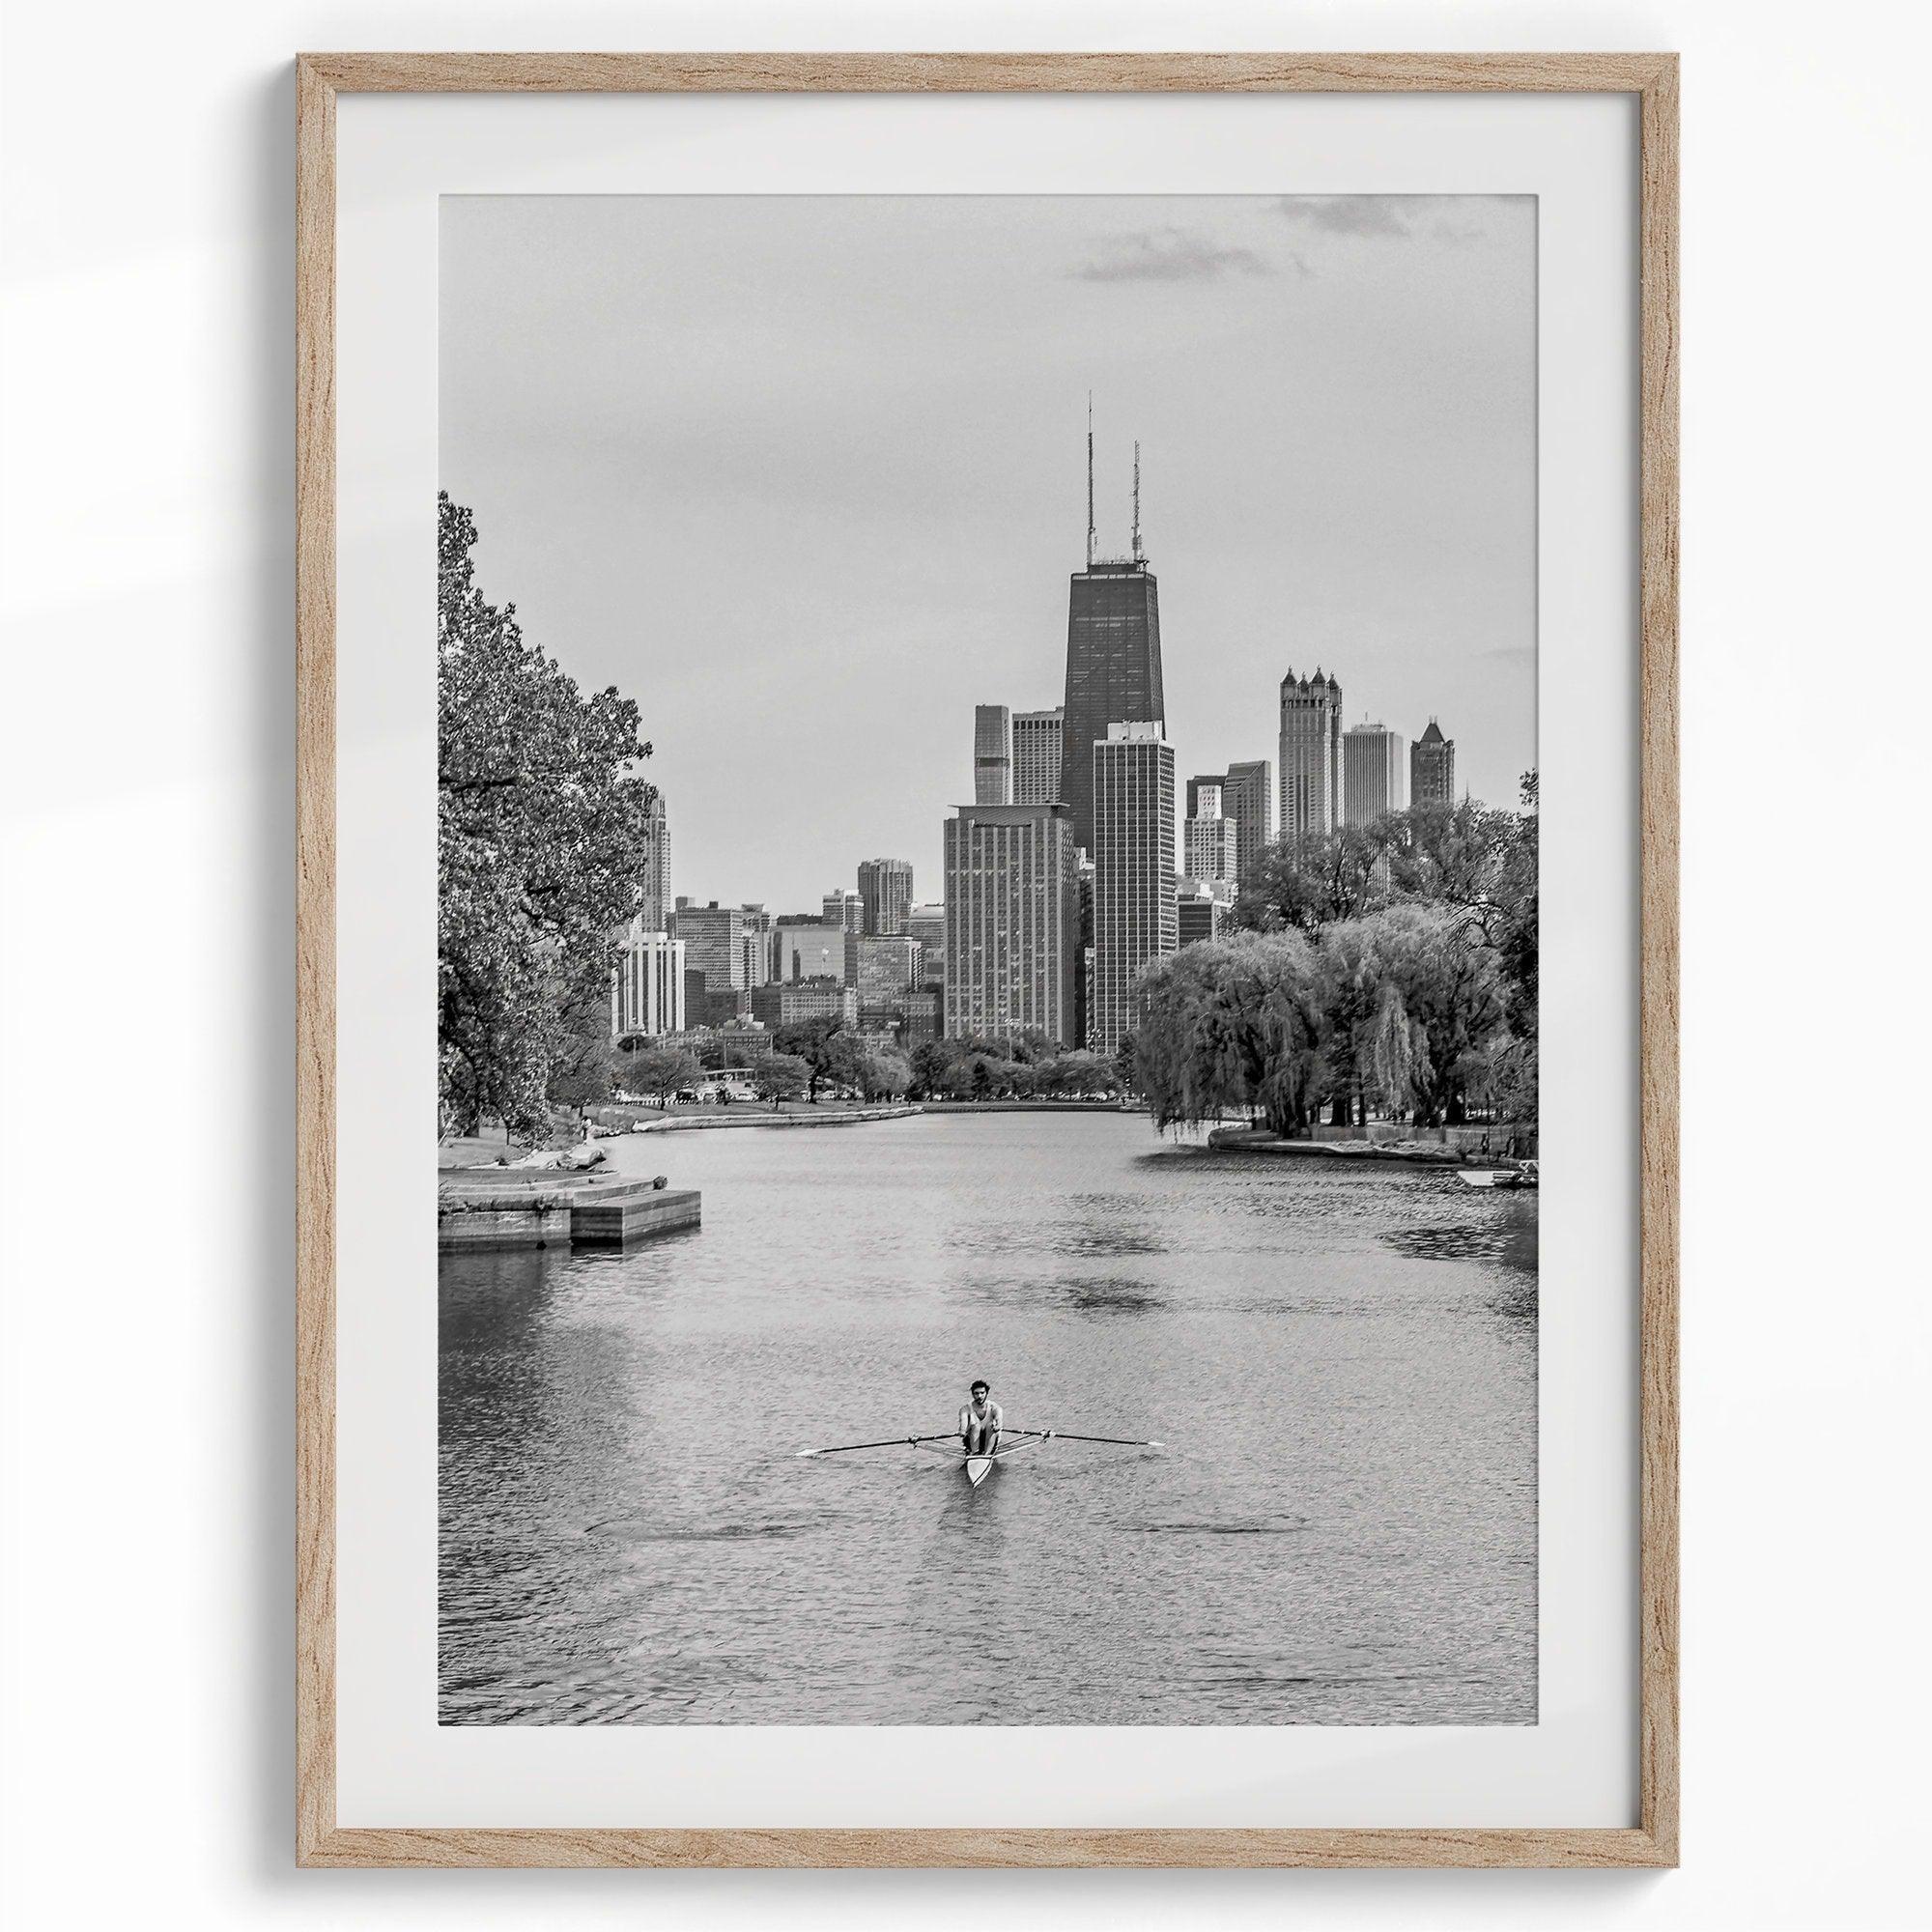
xmin=297 ymin=51 xmax=1678 ymax=1867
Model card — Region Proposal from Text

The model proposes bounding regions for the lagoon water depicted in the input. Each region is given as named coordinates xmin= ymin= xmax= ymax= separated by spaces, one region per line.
xmin=439 ymin=1112 xmax=1536 ymax=1726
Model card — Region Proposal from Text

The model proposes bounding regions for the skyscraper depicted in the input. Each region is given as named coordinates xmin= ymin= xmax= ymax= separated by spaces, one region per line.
xmin=856 ymin=857 xmax=914 ymax=936
xmin=1092 ymin=724 xmax=1177 ymax=1058
xmin=1182 ymin=781 xmax=1238 ymax=890
xmin=973 ymin=704 xmax=1012 ymax=805
xmin=943 ymin=801 xmax=1080 ymax=1044
xmin=1222 ymin=759 xmax=1274 ymax=884
xmin=1012 ymin=707 xmax=1065 ymax=805
xmin=1278 ymin=669 xmax=1343 ymax=843
xmin=1060 ymin=417 xmax=1163 ymax=853
xmin=1342 ymin=720 xmax=1408 ymax=824
xmin=638 ymin=792 xmax=669 ymax=932
xmin=1411 ymin=719 xmax=1457 ymax=807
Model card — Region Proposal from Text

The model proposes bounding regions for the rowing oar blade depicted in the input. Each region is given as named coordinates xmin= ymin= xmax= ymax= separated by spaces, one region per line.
xmin=797 ymin=1434 xmax=954 ymax=1458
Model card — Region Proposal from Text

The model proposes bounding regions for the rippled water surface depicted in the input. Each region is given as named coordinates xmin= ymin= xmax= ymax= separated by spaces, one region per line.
xmin=440 ymin=1114 xmax=1536 ymax=1725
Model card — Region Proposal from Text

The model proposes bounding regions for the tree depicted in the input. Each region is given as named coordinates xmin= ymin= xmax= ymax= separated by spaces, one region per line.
xmin=773 ymin=1013 xmax=849 ymax=1102
xmin=753 ymin=1052 xmax=810 ymax=1108
xmin=861 ymin=1049 xmax=913 ymax=1100
xmin=615 ymin=1044 xmax=700 ymax=1109
xmin=438 ymin=494 xmax=658 ymax=1139
xmin=1233 ymin=822 xmax=1394 ymax=936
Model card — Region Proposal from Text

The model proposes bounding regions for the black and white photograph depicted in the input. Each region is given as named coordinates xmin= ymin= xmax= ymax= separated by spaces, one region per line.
xmin=436 ymin=192 xmax=1540 ymax=1729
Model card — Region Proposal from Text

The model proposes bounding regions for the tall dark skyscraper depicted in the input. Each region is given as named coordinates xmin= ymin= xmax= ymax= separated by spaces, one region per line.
xmin=1059 ymin=414 xmax=1164 ymax=855
xmin=1410 ymin=719 xmax=1458 ymax=807
xmin=856 ymin=857 xmax=914 ymax=936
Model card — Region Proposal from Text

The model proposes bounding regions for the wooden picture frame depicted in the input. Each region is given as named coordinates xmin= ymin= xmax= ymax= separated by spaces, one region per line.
xmin=296 ymin=49 xmax=1678 ymax=1869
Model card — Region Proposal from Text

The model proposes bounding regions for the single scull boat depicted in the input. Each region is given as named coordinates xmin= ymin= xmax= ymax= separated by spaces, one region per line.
xmin=797 ymin=1426 xmax=1165 ymax=1487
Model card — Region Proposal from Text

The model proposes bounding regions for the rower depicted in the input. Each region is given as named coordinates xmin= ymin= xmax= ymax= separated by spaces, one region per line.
xmin=958 ymin=1379 xmax=1003 ymax=1457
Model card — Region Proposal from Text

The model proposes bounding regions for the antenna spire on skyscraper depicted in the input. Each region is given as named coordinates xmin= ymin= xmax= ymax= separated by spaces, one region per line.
xmin=1086 ymin=392 xmax=1095 ymax=569
xmin=1132 ymin=440 xmax=1143 ymax=562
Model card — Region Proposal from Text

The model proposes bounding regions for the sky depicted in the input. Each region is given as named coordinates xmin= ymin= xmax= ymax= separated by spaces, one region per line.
xmin=440 ymin=194 xmax=1536 ymax=918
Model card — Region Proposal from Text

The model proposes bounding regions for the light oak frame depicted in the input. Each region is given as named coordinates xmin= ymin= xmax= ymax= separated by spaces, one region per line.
xmin=296 ymin=49 xmax=1679 ymax=1870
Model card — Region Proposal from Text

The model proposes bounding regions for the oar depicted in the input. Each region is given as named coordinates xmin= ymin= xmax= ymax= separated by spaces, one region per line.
xmin=796 ymin=1434 xmax=955 ymax=1458
xmin=1005 ymin=1429 xmax=1167 ymax=1449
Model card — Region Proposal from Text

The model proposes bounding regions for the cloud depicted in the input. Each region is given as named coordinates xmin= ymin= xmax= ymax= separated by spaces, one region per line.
xmin=1070 ymin=226 xmax=1273 ymax=283
xmin=1277 ymin=196 xmax=1415 ymax=239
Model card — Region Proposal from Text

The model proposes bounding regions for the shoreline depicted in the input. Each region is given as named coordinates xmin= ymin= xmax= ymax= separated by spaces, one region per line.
xmin=1206 ymin=1125 xmax=1535 ymax=1168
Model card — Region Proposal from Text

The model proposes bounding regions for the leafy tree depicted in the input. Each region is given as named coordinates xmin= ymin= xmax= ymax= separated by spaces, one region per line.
xmin=773 ymin=1013 xmax=849 ymax=1102
xmin=615 ymin=1044 xmax=700 ymax=1109
xmin=438 ymin=494 xmax=657 ymax=1138
xmin=861 ymin=1049 xmax=913 ymax=1100
xmin=753 ymin=1053 xmax=811 ymax=1107
xmin=1233 ymin=822 xmax=1395 ymax=935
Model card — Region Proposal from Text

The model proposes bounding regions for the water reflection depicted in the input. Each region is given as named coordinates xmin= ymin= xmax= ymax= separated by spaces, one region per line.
xmin=440 ymin=1113 xmax=1536 ymax=1726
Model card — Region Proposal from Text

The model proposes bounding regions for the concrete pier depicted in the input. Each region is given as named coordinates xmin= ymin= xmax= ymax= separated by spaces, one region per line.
xmin=439 ymin=1169 xmax=700 ymax=1253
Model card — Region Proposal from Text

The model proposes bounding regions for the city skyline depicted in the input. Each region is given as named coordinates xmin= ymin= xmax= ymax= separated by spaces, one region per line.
xmin=441 ymin=194 xmax=1537 ymax=916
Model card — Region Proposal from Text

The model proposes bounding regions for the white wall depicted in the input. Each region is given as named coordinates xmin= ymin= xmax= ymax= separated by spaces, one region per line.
xmin=3 ymin=3 xmax=1928 ymax=1927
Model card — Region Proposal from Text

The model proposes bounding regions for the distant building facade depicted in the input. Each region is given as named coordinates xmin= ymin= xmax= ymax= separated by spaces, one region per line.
xmin=669 ymin=901 xmax=769 ymax=996
xmin=1175 ymin=880 xmax=1225 ymax=949
xmin=611 ymin=924 xmax=685 ymax=1041
xmin=907 ymin=901 xmax=947 ymax=989
xmin=750 ymin=977 xmax=858 ymax=1031
xmin=1092 ymin=724 xmax=1177 ymax=1058
xmin=1342 ymin=720 xmax=1408 ymax=825
xmin=900 ymin=986 xmax=942 ymax=1047
xmin=1278 ymin=669 xmax=1343 ymax=842
xmin=1410 ymin=719 xmax=1457 ymax=807
xmin=943 ymin=800 xmax=1079 ymax=1044
xmin=1011 ymin=707 xmax=1065 ymax=805
xmin=848 ymin=933 xmax=924 ymax=1022
xmin=1182 ymin=780 xmax=1238 ymax=891
xmin=857 ymin=858 xmax=914 ymax=937
xmin=770 ymin=922 xmax=848 ymax=985
xmin=973 ymin=704 xmax=1012 ymax=805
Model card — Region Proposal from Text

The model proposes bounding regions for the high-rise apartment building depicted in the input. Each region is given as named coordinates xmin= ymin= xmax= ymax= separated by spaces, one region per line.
xmin=637 ymin=792 xmax=670 ymax=933
xmin=1410 ymin=719 xmax=1457 ymax=807
xmin=973 ymin=704 xmax=1012 ymax=805
xmin=1012 ymin=707 xmax=1065 ymax=805
xmin=1182 ymin=780 xmax=1238 ymax=890
xmin=1342 ymin=720 xmax=1408 ymax=825
xmin=943 ymin=801 xmax=1080 ymax=1044
xmin=1091 ymin=724 xmax=1177 ymax=1058
xmin=857 ymin=858 xmax=914 ymax=936
xmin=821 ymin=888 xmax=865 ymax=934
xmin=610 ymin=923 xmax=685 ymax=1041
xmin=1278 ymin=669 xmax=1343 ymax=842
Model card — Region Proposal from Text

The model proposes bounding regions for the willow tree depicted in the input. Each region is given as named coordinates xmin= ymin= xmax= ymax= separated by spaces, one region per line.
xmin=1134 ymin=931 xmax=1328 ymax=1137
xmin=438 ymin=493 xmax=657 ymax=1138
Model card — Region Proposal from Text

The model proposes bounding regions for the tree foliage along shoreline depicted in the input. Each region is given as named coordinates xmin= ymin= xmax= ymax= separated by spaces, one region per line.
xmin=438 ymin=494 xmax=659 ymax=1139
xmin=1134 ymin=782 xmax=1538 ymax=1138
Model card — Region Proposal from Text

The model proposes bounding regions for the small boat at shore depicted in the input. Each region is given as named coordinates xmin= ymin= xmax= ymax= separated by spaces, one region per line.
xmin=1458 ymin=1160 xmax=1539 ymax=1190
